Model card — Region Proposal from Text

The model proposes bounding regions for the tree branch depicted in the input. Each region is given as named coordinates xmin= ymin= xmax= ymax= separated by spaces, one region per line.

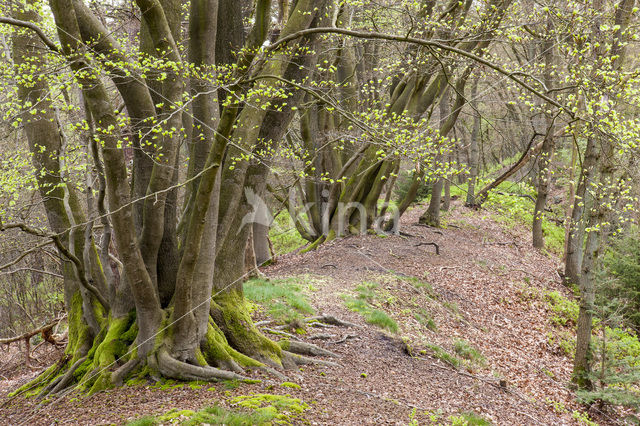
xmin=0 ymin=17 xmax=59 ymax=52
xmin=267 ymin=27 xmax=572 ymax=117
xmin=0 ymin=221 xmax=110 ymax=310
xmin=0 ymin=318 xmax=62 ymax=345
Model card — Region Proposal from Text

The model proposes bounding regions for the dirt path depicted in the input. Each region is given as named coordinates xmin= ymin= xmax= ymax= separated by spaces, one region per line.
xmin=0 ymin=202 xmax=615 ymax=425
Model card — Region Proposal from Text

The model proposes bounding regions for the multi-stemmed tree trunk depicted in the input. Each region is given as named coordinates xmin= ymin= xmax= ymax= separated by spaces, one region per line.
xmin=6 ymin=0 xmax=336 ymax=397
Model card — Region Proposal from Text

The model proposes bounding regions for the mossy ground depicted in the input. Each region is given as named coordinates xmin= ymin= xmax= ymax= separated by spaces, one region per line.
xmin=127 ymin=393 xmax=310 ymax=426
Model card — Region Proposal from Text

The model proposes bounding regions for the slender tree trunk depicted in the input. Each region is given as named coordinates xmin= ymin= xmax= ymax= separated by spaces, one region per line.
xmin=466 ymin=79 xmax=481 ymax=206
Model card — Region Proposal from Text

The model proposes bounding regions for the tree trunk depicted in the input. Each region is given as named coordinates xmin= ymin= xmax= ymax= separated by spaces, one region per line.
xmin=466 ymin=79 xmax=481 ymax=206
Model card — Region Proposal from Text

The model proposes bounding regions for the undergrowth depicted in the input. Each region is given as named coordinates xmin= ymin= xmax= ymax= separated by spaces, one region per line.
xmin=127 ymin=393 xmax=309 ymax=425
xmin=450 ymin=181 xmax=565 ymax=255
xmin=342 ymin=281 xmax=399 ymax=333
xmin=453 ymin=339 xmax=486 ymax=366
xmin=244 ymin=276 xmax=315 ymax=325
xmin=269 ymin=209 xmax=308 ymax=255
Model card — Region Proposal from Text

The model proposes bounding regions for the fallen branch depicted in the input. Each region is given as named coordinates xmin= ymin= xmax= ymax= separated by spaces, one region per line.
xmin=0 ymin=318 xmax=63 ymax=345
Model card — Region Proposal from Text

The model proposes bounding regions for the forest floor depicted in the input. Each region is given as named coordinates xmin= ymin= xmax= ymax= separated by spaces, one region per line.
xmin=0 ymin=200 xmax=623 ymax=425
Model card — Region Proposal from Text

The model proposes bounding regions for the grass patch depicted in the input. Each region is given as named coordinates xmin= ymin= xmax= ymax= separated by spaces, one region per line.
xmin=244 ymin=276 xmax=314 ymax=324
xmin=402 ymin=275 xmax=436 ymax=298
xmin=423 ymin=343 xmax=462 ymax=368
xmin=342 ymin=281 xmax=399 ymax=333
xmin=453 ymin=339 xmax=486 ymax=366
xmin=414 ymin=308 xmax=438 ymax=332
xmin=127 ymin=393 xmax=309 ymax=426
xmin=366 ymin=309 xmax=399 ymax=332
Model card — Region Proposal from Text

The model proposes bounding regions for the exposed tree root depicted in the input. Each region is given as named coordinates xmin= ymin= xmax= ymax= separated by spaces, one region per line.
xmin=40 ymin=355 xmax=87 ymax=397
xmin=12 ymin=296 xmax=346 ymax=399
xmin=307 ymin=315 xmax=361 ymax=328
xmin=278 ymin=339 xmax=340 ymax=358
xmin=332 ymin=334 xmax=360 ymax=344
xmin=283 ymin=351 xmax=339 ymax=367
xmin=157 ymin=347 xmax=249 ymax=382
xmin=110 ymin=358 xmax=140 ymax=386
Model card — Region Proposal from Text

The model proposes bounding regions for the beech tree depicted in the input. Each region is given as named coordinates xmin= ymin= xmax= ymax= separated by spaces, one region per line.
xmin=2 ymin=0 xmax=341 ymax=395
xmin=2 ymin=0 xmax=639 ymax=404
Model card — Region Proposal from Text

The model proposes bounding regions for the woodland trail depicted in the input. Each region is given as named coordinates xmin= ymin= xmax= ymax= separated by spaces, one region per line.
xmin=0 ymin=201 xmax=611 ymax=425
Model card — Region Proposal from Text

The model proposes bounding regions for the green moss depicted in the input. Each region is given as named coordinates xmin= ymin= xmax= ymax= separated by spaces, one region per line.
xmin=280 ymin=381 xmax=301 ymax=389
xmin=188 ymin=381 xmax=207 ymax=390
xmin=214 ymin=290 xmax=282 ymax=366
xmin=449 ymin=411 xmax=493 ymax=425
xmin=125 ymin=375 xmax=148 ymax=387
xmin=9 ymin=359 xmax=62 ymax=397
xmin=158 ymin=409 xmax=196 ymax=422
xmin=151 ymin=379 xmax=184 ymax=390
xmin=130 ymin=396 xmax=309 ymax=426
xmin=231 ymin=393 xmax=309 ymax=416
xmin=222 ymin=379 xmax=241 ymax=390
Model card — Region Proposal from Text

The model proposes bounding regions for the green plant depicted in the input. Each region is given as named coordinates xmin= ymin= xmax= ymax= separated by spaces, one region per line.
xmin=269 ymin=209 xmax=308 ymax=255
xmin=598 ymin=231 xmax=640 ymax=331
xmin=449 ymin=411 xmax=492 ymax=425
xmin=127 ymin=394 xmax=310 ymax=426
xmin=414 ymin=309 xmax=438 ymax=332
xmin=367 ymin=309 xmax=399 ymax=333
xmin=453 ymin=339 xmax=486 ymax=366
xmin=342 ymin=281 xmax=399 ymax=333
xmin=244 ymin=276 xmax=314 ymax=324
xmin=545 ymin=291 xmax=579 ymax=327
xmin=571 ymin=410 xmax=598 ymax=426
xmin=577 ymin=326 xmax=640 ymax=414
xmin=546 ymin=330 xmax=575 ymax=357
xmin=425 ymin=343 xmax=461 ymax=368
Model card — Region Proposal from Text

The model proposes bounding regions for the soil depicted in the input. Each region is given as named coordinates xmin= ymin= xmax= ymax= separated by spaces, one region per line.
xmin=0 ymin=201 xmax=623 ymax=425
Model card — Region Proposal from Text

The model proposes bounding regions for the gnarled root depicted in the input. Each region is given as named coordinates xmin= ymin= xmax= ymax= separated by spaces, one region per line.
xmin=278 ymin=339 xmax=339 ymax=358
xmin=39 ymin=355 xmax=87 ymax=397
xmin=282 ymin=351 xmax=340 ymax=368
xmin=157 ymin=347 xmax=249 ymax=382
xmin=307 ymin=315 xmax=361 ymax=328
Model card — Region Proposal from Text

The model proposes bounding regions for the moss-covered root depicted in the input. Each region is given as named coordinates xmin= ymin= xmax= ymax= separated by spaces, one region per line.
xmin=73 ymin=312 xmax=138 ymax=395
xmin=300 ymin=230 xmax=336 ymax=254
xmin=156 ymin=346 xmax=249 ymax=382
xmin=8 ymin=355 xmax=69 ymax=399
xmin=211 ymin=291 xmax=287 ymax=369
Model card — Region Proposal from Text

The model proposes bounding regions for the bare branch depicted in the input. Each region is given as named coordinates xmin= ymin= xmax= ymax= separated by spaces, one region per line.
xmin=0 ymin=17 xmax=60 ymax=52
